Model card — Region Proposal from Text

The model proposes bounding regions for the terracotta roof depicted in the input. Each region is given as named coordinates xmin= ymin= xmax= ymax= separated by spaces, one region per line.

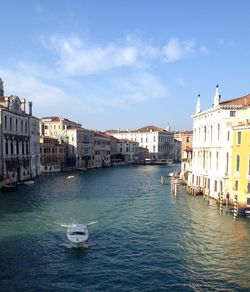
xmin=42 ymin=116 xmax=81 ymax=125
xmin=107 ymin=125 xmax=170 ymax=134
xmin=0 ymin=96 xmax=6 ymax=102
xmin=220 ymin=94 xmax=250 ymax=106
xmin=94 ymin=131 xmax=111 ymax=138
xmin=137 ymin=125 xmax=165 ymax=132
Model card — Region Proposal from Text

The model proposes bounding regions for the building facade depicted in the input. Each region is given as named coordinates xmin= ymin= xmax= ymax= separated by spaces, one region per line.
xmin=175 ymin=131 xmax=193 ymax=180
xmin=0 ymin=87 xmax=40 ymax=182
xmin=40 ymin=136 xmax=66 ymax=172
xmin=94 ymin=132 xmax=111 ymax=168
xmin=117 ymin=139 xmax=139 ymax=164
xmin=67 ymin=127 xmax=95 ymax=169
xmin=231 ymin=124 xmax=250 ymax=207
xmin=40 ymin=116 xmax=82 ymax=142
xmin=190 ymin=86 xmax=250 ymax=199
xmin=107 ymin=125 xmax=174 ymax=161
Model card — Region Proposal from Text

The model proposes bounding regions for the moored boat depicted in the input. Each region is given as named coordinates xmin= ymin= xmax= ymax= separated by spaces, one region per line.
xmin=244 ymin=208 xmax=250 ymax=217
xmin=2 ymin=183 xmax=17 ymax=192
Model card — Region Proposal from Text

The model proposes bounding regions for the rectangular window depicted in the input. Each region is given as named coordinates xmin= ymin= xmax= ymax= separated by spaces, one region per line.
xmin=235 ymin=180 xmax=239 ymax=191
xmin=237 ymin=131 xmax=241 ymax=144
xmin=207 ymin=178 xmax=210 ymax=190
xmin=247 ymin=197 xmax=250 ymax=206
xmin=236 ymin=155 xmax=240 ymax=171
xmin=5 ymin=141 xmax=8 ymax=155
xmin=247 ymin=183 xmax=250 ymax=193
xmin=214 ymin=180 xmax=217 ymax=192
xmin=230 ymin=110 xmax=236 ymax=117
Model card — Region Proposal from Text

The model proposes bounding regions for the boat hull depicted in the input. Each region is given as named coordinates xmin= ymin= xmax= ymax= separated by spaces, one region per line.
xmin=66 ymin=224 xmax=89 ymax=246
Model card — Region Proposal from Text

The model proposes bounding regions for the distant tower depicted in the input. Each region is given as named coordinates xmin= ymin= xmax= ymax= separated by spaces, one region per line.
xmin=196 ymin=94 xmax=201 ymax=114
xmin=0 ymin=78 xmax=4 ymax=96
xmin=213 ymin=84 xmax=220 ymax=107
xmin=165 ymin=123 xmax=171 ymax=131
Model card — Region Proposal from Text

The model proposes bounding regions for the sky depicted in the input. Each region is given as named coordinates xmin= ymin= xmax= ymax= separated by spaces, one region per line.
xmin=1 ymin=0 xmax=250 ymax=131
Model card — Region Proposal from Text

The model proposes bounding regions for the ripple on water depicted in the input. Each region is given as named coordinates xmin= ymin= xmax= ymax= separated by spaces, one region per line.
xmin=0 ymin=165 xmax=250 ymax=291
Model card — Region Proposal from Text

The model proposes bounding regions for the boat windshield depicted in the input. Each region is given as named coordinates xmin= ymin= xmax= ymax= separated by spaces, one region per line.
xmin=69 ymin=231 xmax=86 ymax=236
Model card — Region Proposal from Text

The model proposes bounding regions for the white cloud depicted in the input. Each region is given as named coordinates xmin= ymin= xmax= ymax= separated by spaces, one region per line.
xmin=162 ymin=38 xmax=208 ymax=62
xmin=42 ymin=35 xmax=208 ymax=75
xmin=48 ymin=36 xmax=139 ymax=75
xmin=0 ymin=67 xmax=95 ymax=119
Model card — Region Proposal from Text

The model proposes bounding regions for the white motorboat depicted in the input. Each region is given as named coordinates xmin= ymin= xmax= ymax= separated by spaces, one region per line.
xmin=66 ymin=224 xmax=89 ymax=246
xmin=23 ymin=180 xmax=34 ymax=185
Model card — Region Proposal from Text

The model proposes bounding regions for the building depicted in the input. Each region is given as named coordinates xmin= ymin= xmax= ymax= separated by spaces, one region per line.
xmin=66 ymin=127 xmax=95 ymax=169
xmin=138 ymin=146 xmax=149 ymax=163
xmin=39 ymin=116 xmax=81 ymax=142
xmin=231 ymin=123 xmax=250 ymax=207
xmin=189 ymin=85 xmax=250 ymax=199
xmin=29 ymin=105 xmax=41 ymax=178
xmin=107 ymin=125 xmax=174 ymax=161
xmin=117 ymin=139 xmax=139 ymax=164
xmin=40 ymin=116 xmax=95 ymax=169
xmin=40 ymin=136 xmax=66 ymax=172
xmin=94 ymin=132 xmax=111 ymax=168
xmin=173 ymin=138 xmax=181 ymax=163
xmin=0 ymin=78 xmax=40 ymax=182
xmin=175 ymin=131 xmax=193 ymax=181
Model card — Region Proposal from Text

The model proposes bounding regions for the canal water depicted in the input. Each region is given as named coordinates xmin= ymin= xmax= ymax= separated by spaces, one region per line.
xmin=0 ymin=165 xmax=250 ymax=291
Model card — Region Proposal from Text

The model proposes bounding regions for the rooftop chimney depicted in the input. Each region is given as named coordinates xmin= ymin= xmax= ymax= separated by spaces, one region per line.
xmin=0 ymin=78 xmax=4 ymax=96
xmin=29 ymin=101 xmax=32 ymax=116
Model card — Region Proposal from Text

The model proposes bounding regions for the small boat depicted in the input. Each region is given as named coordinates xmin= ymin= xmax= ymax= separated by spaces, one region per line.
xmin=66 ymin=224 xmax=89 ymax=246
xmin=244 ymin=208 xmax=250 ymax=217
xmin=67 ymin=176 xmax=74 ymax=179
xmin=2 ymin=183 xmax=17 ymax=192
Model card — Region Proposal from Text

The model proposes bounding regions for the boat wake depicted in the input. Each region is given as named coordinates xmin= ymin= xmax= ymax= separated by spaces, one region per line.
xmin=57 ymin=220 xmax=98 ymax=228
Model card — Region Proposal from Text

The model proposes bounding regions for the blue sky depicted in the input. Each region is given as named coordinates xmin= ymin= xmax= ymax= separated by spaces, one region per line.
xmin=1 ymin=0 xmax=250 ymax=131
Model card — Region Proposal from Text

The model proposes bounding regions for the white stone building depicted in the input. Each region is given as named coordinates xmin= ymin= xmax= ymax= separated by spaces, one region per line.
xmin=190 ymin=85 xmax=250 ymax=199
xmin=0 ymin=78 xmax=40 ymax=182
xmin=107 ymin=125 xmax=174 ymax=161
xmin=117 ymin=139 xmax=139 ymax=164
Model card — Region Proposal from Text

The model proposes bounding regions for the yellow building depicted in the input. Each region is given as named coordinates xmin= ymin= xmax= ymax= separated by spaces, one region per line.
xmin=231 ymin=124 xmax=250 ymax=207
